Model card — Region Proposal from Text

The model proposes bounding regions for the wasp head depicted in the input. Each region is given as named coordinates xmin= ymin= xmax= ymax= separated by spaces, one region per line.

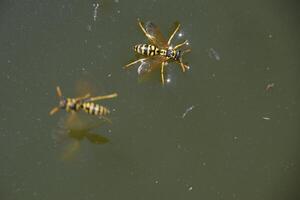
xmin=59 ymin=98 xmax=67 ymax=109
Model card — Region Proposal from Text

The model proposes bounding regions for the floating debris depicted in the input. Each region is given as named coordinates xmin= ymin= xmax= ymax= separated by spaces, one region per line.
xmin=208 ymin=48 xmax=220 ymax=61
xmin=93 ymin=3 xmax=100 ymax=21
xmin=87 ymin=24 xmax=92 ymax=31
xmin=262 ymin=117 xmax=271 ymax=120
xmin=265 ymin=83 xmax=275 ymax=91
xmin=182 ymin=105 xmax=195 ymax=118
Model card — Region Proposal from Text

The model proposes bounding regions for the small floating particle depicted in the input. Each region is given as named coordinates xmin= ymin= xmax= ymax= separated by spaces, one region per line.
xmin=266 ymin=83 xmax=275 ymax=91
xmin=262 ymin=117 xmax=271 ymax=120
xmin=182 ymin=105 xmax=195 ymax=118
xmin=188 ymin=186 xmax=193 ymax=191
xmin=208 ymin=48 xmax=221 ymax=61
xmin=87 ymin=24 xmax=92 ymax=31
xmin=93 ymin=3 xmax=100 ymax=21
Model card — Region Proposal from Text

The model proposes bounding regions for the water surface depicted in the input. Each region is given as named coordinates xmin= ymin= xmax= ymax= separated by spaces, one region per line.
xmin=0 ymin=0 xmax=299 ymax=199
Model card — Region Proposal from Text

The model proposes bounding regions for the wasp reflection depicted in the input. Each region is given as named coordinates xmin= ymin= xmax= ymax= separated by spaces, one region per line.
xmin=54 ymin=113 xmax=110 ymax=161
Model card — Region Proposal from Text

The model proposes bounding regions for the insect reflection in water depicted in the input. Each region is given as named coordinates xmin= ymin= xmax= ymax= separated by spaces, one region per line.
xmin=54 ymin=113 xmax=110 ymax=161
xmin=125 ymin=19 xmax=191 ymax=85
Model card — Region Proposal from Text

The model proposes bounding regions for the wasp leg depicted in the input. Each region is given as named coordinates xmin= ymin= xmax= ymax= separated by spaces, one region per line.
xmin=75 ymin=93 xmax=91 ymax=102
xmin=88 ymin=93 xmax=118 ymax=102
xmin=168 ymin=23 xmax=180 ymax=45
xmin=56 ymin=86 xmax=63 ymax=97
xmin=178 ymin=61 xmax=189 ymax=72
xmin=125 ymin=57 xmax=150 ymax=68
xmin=174 ymin=40 xmax=188 ymax=50
xmin=138 ymin=20 xmax=155 ymax=43
xmin=161 ymin=61 xmax=166 ymax=85
xmin=49 ymin=106 xmax=60 ymax=116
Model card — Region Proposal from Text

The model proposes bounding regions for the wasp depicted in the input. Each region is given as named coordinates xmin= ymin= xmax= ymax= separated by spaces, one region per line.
xmin=125 ymin=19 xmax=191 ymax=84
xmin=49 ymin=86 xmax=117 ymax=118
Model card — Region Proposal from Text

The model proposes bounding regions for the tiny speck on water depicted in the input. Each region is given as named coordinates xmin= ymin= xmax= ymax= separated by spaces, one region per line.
xmin=92 ymin=3 xmax=100 ymax=21
xmin=262 ymin=117 xmax=271 ymax=120
xmin=182 ymin=105 xmax=195 ymax=118
xmin=265 ymin=83 xmax=275 ymax=91
xmin=87 ymin=25 xmax=92 ymax=31
xmin=208 ymin=48 xmax=221 ymax=61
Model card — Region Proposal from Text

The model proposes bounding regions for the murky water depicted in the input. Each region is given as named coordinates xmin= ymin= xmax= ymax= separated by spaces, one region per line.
xmin=0 ymin=0 xmax=299 ymax=199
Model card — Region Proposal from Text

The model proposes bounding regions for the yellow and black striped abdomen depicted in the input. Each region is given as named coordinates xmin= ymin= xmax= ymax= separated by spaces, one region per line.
xmin=81 ymin=102 xmax=110 ymax=116
xmin=134 ymin=44 xmax=160 ymax=56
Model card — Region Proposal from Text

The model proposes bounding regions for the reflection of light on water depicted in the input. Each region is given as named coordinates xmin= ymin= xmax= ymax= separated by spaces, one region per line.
xmin=165 ymin=72 xmax=173 ymax=84
xmin=177 ymin=30 xmax=185 ymax=39
xmin=166 ymin=77 xmax=171 ymax=83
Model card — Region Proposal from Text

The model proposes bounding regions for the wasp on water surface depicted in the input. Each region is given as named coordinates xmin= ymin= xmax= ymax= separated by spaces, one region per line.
xmin=49 ymin=86 xmax=117 ymax=119
xmin=125 ymin=19 xmax=191 ymax=84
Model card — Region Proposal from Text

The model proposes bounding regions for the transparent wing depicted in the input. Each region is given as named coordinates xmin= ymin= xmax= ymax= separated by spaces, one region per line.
xmin=75 ymin=79 xmax=97 ymax=98
xmin=137 ymin=56 xmax=164 ymax=76
xmin=144 ymin=21 xmax=168 ymax=48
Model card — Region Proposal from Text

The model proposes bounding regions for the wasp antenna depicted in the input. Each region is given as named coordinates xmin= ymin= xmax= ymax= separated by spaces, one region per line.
xmin=182 ymin=49 xmax=191 ymax=55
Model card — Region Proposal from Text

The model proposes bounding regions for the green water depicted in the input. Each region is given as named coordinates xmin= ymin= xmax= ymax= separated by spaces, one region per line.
xmin=0 ymin=0 xmax=299 ymax=199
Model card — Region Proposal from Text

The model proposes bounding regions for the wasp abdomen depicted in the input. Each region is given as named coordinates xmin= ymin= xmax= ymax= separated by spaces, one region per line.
xmin=134 ymin=44 xmax=160 ymax=56
xmin=81 ymin=102 xmax=110 ymax=116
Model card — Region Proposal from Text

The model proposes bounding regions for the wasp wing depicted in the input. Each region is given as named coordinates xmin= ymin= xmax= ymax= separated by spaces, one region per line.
xmin=144 ymin=21 xmax=168 ymax=48
xmin=137 ymin=56 xmax=164 ymax=75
